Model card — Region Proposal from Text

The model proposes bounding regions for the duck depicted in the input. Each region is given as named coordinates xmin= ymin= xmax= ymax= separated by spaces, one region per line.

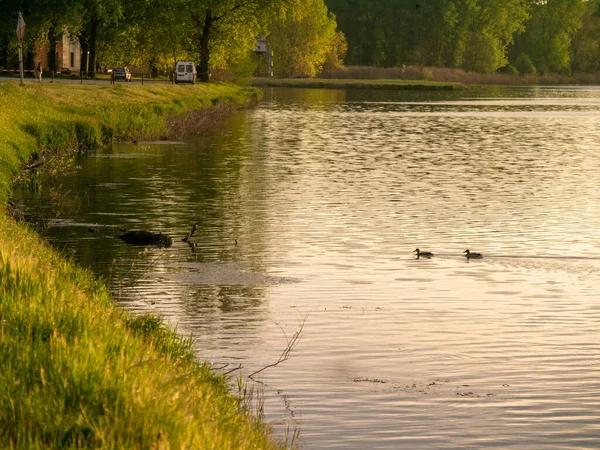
xmin=414 ymin=248 xmax=434 ymax=258
xmin=464 ymin=249 xmax=483 ymax=259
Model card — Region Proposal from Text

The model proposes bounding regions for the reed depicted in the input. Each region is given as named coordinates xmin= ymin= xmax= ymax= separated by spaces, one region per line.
xmin=251 ymin=76 xmax=461 ymax=90
xmin=319 ymin=65 xmax=600 ymax=86
xmin=0 ymin=81 xmax=282 ymax=449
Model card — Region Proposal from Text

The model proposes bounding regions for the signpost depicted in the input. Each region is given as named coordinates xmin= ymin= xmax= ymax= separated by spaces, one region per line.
xmin=16 ymin=12 xmax=26 ymax=85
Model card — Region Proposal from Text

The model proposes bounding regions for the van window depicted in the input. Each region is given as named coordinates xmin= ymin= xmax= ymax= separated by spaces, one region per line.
xmin=186 ymin=65 xmax=193 ymax=72
xmin=178 ymin=65 xmax=185 ymax=73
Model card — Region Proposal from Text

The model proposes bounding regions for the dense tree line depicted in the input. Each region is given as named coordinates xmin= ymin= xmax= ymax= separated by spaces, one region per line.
xmin=326 ymin=0 xmax=600 ymax=74
xmin=0 ymin=0 xmax=345 ymax=79
xmin=3 ymin=0 xmax=597 ymax=78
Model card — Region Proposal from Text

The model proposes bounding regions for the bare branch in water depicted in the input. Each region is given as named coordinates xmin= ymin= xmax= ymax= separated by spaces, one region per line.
xmin=248 ymin=312 xmax=309 ymax=380
xmin=223 ymin=364 xmax=243 ymax=376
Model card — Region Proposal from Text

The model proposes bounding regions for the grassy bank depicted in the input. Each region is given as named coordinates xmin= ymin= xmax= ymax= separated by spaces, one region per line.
xmin=0 ymin=82 xmax=282 ymax=448
xmin=250 ymin=77 xmax=463 ymax=90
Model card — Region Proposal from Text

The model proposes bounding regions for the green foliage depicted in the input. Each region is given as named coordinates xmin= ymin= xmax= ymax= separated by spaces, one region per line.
xmin=500 ymin=63 xmax=519 ymax=76
xmin=515 ymin=53 xmax=537 ymax=75
xmin=269 ymin=0 xmax=344 ymax=77
xmin=326 ymin=0 xmax=529 ymax=73
xmin=514 ymin=0 xmax=586 ymax=74
xmin=570 ymin=0 xmax=600 ymax=72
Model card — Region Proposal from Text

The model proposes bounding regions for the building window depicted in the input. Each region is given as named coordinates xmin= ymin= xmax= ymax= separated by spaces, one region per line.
xmin=70 ymin=52 xmax=74 ymax=68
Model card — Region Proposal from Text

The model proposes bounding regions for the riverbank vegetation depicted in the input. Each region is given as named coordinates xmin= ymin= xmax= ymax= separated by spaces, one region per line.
xmin=327 ymin=0 xmax=600 ymax=77
xmin=3 ymin=0 xmax=600 ymax=83
xmin=318 ymin=65 xmax=600 ymax=86
xmin=0 ymin=0 xmax=346 ymax=82
xmin=0 ymin=81 xmax=282 ymax=448
xmin=0 ymin=81 xmax=259 ymax=203
xmin=250 ymin=77 xmax=462 ymax=90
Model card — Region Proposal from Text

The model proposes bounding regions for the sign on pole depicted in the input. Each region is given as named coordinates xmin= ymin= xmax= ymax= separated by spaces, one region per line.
xmin=16 ymin=12 xmax=26 ymax=41
xmin=16 ymin=12 xmax=26 ymax=85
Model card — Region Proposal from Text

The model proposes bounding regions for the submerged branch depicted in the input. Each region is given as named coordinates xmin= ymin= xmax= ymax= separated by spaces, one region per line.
xmin=248 ymin=312 xmax=309 ymax=380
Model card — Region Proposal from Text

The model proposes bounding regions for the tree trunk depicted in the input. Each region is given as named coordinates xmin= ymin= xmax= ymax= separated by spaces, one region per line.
xmin=199 ymin=8 xmax=213 ymax=82
xmin=1 ymin=38 xmax=8 ymax=69
xmin=26 ymin=51 xmax=34 ymax=71
xmin=47 ymin=25 xmax=57 ymax=73
xmin=88 ymin=13 xmax=101 ymax=78
xmin=80 ymin=38 xmax=89 ymax=76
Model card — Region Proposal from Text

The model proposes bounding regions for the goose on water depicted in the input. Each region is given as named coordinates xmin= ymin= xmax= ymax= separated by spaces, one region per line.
xmin=414 ymin=248 xmax=434 ymax=258
xmin=464 ymin=249 xmax=483 ymax=259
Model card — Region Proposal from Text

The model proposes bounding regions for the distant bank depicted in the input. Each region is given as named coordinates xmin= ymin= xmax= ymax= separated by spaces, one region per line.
xmin=250 ymin=77 xmax=463 ymax=90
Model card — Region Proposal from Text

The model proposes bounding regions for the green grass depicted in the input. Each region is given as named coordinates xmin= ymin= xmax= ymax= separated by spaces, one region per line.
xmin=0 ymin=81 xmax=260 ymax=204
xmin=0 ymin=81 xmax=282 ymax=449
xmin=250 ymin=77 xmax=463 ymax=90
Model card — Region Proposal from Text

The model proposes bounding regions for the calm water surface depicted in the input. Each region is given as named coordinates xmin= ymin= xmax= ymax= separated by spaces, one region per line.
xmin=15 ymin=86 xmax=600 ymax=449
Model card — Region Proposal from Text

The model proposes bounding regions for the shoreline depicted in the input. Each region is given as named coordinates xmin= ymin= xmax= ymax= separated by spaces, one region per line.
xmin=250 ymin=77 xmax=464 ymax=90
xmin=0 ymin=82 xmax=283 ymax=448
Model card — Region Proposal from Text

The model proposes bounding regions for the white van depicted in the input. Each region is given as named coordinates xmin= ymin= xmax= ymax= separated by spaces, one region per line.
xmin=175 ymin=61 xmax=196 ymax=84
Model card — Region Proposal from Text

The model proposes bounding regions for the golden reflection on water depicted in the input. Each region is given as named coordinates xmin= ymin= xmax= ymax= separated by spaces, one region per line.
xmin=15 ymin=86 xmax=600 ymax=449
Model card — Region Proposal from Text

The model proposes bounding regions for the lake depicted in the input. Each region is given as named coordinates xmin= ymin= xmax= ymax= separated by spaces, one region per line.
xmin=14 ymin=86 xmax=600 ymax=449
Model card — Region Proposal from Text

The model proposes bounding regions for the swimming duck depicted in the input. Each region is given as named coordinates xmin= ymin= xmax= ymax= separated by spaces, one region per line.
xmin=464 ymin=249 xmax=483 ymax=259
xmin=414 ymin=248 xmax=434 ymax=258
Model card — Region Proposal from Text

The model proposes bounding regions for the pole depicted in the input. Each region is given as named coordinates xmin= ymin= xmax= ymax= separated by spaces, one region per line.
xmin=16 ymin=12 xmax=26 ymax=85
xmin=18 ymin=44 xmax=24 ymax=85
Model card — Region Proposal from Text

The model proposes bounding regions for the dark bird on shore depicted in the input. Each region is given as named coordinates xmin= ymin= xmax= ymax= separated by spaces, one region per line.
xmin=182 ymin=222 xmax=200 ymax=242
xmin=119 ymin=230 xmax=172 ymax=248
xmin=414 ymin=248 xmax=434 ymax=258
xmin=464 ymin=249 xmax=483 ymax=259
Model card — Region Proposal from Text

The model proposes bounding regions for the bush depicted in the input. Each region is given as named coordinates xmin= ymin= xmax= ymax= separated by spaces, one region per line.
xmin=74 ymin=121 xmax=100 ymax=152
xmin=500 ymin=64 xmax=519 ymax=76
xmin=515 ymin=54 xmax=537 ymax=75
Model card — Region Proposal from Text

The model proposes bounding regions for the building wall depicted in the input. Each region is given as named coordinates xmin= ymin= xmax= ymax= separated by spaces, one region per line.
xmin=34 ymin=28 xmax=81 ymax=72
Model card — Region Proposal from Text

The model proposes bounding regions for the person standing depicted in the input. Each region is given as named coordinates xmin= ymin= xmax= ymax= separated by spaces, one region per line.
xmin=36 ymin=62 xmax=42 ymax=82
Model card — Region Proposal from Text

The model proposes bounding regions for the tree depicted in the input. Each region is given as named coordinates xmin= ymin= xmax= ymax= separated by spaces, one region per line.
xmin=455 ymin=0 xmax=529 ymax=73
xmin=569 ymin=0 xmax=600 ymax=72
xmin=174 ymin=0 xmax=290 ymax=82
xmin=268 ymin=0 xmax=345 ymax=77
xmin=77 ymin=0 xmax=123 ymax=77
xmin=517 ymin=0 xmax=586 ymax=74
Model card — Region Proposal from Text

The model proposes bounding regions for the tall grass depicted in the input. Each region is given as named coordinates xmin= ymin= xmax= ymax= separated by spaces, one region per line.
xmin=251 ymin=76 xmax=459 ymax=90
xmin=0 ymin=81 xmax=282 ymax=449
xmin=319 ymin=65 xmax=600 ymax=85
